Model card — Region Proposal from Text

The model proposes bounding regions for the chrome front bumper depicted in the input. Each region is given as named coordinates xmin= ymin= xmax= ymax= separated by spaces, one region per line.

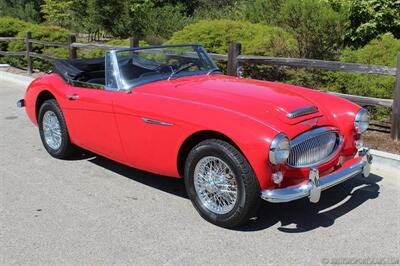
xmin=261 ymin=148 xmax=373 ymax=203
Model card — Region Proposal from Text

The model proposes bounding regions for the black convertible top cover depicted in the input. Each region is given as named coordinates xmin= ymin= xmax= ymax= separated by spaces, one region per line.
xmin=53 ymin=57 xmax=105 ymax=82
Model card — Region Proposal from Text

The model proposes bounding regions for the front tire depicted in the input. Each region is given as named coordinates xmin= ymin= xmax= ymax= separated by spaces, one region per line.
xmin=38 ymin=99 xmax=75 ymax=159
xmin=184 ymin=139 xmax=261 ymax=228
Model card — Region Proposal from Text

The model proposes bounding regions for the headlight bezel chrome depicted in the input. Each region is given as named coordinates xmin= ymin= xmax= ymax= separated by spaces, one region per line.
xmin=354 ymin=108 xmax=370 ymax=134
xmin=269 ymin=133 xmax=291 ymax=165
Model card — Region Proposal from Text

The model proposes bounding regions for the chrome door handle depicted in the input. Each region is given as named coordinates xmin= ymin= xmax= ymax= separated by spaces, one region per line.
xmin=66 ymin=94 xmax=79 ymax=100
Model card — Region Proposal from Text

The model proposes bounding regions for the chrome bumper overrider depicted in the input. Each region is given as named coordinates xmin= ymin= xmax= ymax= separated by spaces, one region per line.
xmin=261 ymin=148 xmax=373 ymax=203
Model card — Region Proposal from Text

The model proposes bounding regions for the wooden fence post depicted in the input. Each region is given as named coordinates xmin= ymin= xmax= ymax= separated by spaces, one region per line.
xmin=227 ymin=42 xmax=241 ymax=76
xmin=129 ymin=37 xmax=139 ymax=48
xmin=25 ymin=31 xmax=32 ymax=74
xmin=68 ymin=34 xmax=77 ymax=60
xmin=391 ymin=52 xmax=400 ymax=141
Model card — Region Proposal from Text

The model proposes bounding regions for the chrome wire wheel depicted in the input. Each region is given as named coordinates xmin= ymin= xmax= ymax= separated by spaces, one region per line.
xmin=194 ymin=156 xmax=238 ymax=214
xmin=42 ymin=110 xmax=62 ymax=150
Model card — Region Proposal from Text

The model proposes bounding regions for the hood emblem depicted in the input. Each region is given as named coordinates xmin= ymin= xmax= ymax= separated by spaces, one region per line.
xmin=287 ymin=105 xmax=318 ymax=119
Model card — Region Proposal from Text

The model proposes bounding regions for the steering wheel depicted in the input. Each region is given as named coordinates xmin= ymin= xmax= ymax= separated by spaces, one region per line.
xmin=138 ymin=64 xmax=173 ymax=79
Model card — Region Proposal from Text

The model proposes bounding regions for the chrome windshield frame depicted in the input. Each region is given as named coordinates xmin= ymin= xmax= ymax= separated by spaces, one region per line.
xmin=105 ymin=44 xmax=218 ymax=91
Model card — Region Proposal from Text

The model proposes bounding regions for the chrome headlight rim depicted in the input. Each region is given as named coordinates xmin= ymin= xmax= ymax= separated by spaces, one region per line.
xmin=269 ymin=133 xmax=291 ymax=165
xmin=354 ymin=108 xmax=370 ymax=134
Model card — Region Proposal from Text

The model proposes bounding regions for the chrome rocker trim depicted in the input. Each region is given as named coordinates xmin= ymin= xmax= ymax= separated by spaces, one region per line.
xmin=261 ymin=148 xmax=372 ymax=203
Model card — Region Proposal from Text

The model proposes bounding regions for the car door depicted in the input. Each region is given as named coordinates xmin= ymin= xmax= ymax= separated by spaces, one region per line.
xmin=62 ymin=84 xmax=124 ymax=160
xmin=112 ymin=88 xmax=185 ymax=177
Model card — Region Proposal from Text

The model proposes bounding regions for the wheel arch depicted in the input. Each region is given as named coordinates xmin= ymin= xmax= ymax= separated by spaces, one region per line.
xmin=35 ymin=90 xmax=56 ymax=121
xmin=176 ymin=130 xmax=248 ymax=178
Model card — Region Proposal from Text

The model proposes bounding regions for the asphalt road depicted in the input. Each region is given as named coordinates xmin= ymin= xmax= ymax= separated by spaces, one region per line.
xmin=1 ymin=80 xmax=399 ymax=265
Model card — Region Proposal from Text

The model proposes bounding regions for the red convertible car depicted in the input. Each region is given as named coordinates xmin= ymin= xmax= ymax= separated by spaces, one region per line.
xmin=18 ymin=44 xmax=372 ymax=228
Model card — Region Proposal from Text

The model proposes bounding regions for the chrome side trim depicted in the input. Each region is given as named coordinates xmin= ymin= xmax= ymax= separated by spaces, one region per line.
xmin=261 ymin=148 xmax=372 ymax=203
xmin=142 ymin=118 xmax=173 ymax=126
xmin=287 ymin=105 xmax=318 ymax=118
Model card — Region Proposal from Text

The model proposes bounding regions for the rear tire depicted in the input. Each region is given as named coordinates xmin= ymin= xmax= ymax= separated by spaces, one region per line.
xmin=184 ymin=139 xmax=260 ymax=228
xmin=38 ymin=99 xmax=75 ymax=159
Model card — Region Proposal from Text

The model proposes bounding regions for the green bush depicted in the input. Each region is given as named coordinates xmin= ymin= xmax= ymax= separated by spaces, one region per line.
xmin=0 ymin=16 xmax=32 ymax=37
xmin=277 ymin=0 xmax=348 ymax=60
xmin=166 ymin=19 xmax=298 ymax=80
xmin=0 ymin=17 xmax=32 ymax=51
xmin=5 ymin=24 xmax=70 ymax=70
xmin=319 ymin=33 xmax=399 ymax=120
xmin=142 ymin=4 xmax=191 ymax=41
xmin=167 ymin=19 xmax=298 ymax=57
xmin=323 ymin=33 xmax=399 ymax=99
xmin=345 ymin=0 xmax=400 ymax=48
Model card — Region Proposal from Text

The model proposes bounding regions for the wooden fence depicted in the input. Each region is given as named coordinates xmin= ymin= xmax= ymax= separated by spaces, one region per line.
xmin=0 ymin=32 xmax=399 ymax=140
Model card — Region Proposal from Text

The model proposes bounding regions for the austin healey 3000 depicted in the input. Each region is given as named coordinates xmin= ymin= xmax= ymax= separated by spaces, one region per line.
xmin=18 ymin=44 xmax=372 ymax=228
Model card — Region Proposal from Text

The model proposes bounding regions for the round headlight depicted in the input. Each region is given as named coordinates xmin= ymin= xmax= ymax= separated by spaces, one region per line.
xmin=269 ymin=133 xmax=290 ymax=165
xmin=354 ymin=108 xmax=370 ymax=134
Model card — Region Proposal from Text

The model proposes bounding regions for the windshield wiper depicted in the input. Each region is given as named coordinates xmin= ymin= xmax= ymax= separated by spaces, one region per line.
xmin=168 ymin=63 xmax=196 ymax=80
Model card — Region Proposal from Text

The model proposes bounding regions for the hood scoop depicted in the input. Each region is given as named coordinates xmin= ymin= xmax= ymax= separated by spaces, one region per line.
xmin=287 ymin=105 xmax=318 ymax=119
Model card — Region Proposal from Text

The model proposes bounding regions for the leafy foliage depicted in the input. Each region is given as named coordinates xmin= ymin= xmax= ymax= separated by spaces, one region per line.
xmin=277 ymin=0 xmax=348 ymax=60
xmin=0 ymin=16 xmax=30 ymax=37
xmin=0 ymin=17 xmax=31 ymax=51
xmin=237 ymin=0 xmax=284 ymax=25
xmin=345 ymin=0 xmax=400 ymax=47
xmin=0 ymin=0 xmax=43 ymax=22
xmin=167 ymin=19 xmax=298 ymax=57
xmin=81 ymin=39 xmax=149 ymax=58
xmin=2 ymin=20 xmax=70 ymax=70
xmin=323 ymin=33 xmax=399 ymax=99
xmin=140 ymin=4 xmax=190 ymax=40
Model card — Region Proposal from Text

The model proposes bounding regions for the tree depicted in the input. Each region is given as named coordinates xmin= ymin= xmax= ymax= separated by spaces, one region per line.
xmin=41 ymin=0 xmax=88 ymax=32
xmin=239 ymin=0 xmax=284 ymax=25
xmin=345 ymin=0 xmax=400 ymax=47
xmin=41 ymin=0 xmax=74 ymax=28
xmin=278 ymin=0 xmax=348 ymax=60
xmin=0 ymin=0 xmax=43 ymax=22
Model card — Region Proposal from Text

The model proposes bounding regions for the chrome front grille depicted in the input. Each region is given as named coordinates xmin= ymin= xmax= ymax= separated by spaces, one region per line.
xmin=287 ymin=127 xmax=341 ymax=168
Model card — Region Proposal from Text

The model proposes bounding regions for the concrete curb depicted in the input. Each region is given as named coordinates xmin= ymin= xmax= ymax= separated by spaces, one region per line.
xmin=370 ymin=149 xmax=399 ymax=174
xmin=1 ymin=70 xmax=399 ymax=173
xmin=0 ymin=69 xmax=34 ymax=87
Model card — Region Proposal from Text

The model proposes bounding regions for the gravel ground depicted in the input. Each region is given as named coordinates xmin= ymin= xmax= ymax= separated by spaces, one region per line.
xmin=364 ymin=131 xmax=400 ymax=155
xmin=1 ymin=79 xmax=399 ymax=265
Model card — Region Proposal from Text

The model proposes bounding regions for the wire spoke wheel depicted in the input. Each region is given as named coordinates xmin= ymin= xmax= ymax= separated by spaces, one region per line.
xmin=42 ymin=110 xmax=62 ymax=150
xmin=194 ymin=156 xmax=238 ymax=214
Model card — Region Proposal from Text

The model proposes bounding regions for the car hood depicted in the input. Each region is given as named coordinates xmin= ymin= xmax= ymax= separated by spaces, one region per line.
xmin=138 ymin=74 xmax=327 ymax=131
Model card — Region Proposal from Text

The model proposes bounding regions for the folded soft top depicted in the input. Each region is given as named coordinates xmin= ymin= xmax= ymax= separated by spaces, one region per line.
xmin=53 ymin=57 xmax=105 ymax=82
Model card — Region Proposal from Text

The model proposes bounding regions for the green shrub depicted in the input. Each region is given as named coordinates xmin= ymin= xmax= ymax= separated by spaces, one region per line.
xmin=142 ymin=4 xmax=191 ymax=41
xmin=166 ymin=19 xmax=298 ymax=80
xmin=323 ymin=33 xmax=399 ymax=99
xmin=0 ymin=17 xmax=32 ymax=37
xmin=277 ymin=0 xmax=348 ymax=60
xmin=5 ymin=24 xmax=70 ymax=70
xmin=166 ymin=19 xmax=298 ymax=57
xmin=320 ymin=33 xmax=399 ymax=120
xmin=0 ymin=17 xmax=33 ymax=51
xmin=345 ymin=0 xmax=400 ymax=48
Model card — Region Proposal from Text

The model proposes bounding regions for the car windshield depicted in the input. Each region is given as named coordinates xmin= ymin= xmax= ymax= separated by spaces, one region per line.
xmin=110 ymin=45 xmax=219 ymax=90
